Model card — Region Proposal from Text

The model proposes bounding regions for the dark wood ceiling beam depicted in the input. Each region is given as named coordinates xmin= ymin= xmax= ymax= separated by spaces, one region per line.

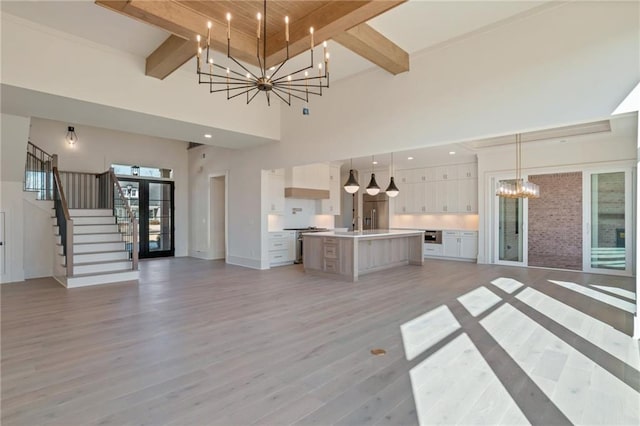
xmin=333 ymin=23 xmax=409 ymax=75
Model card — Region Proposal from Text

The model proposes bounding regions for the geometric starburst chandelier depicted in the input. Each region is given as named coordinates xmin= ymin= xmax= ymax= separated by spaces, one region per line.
xmin=196 ymin=0 xmax=330 ymax=106
xmin=496 ymin=133 xmax=540 ymax=198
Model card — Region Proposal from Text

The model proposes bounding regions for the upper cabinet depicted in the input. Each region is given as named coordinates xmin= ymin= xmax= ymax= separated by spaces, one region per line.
xmin=266 ymin=168 xmax=285 ymax=214
xmin=319 ymin=165 xmax=341 ymax=215
xmin=393 ymin=163 xmax=478 ymax=214
xmin=285 ymin=163 xmax=330 ymax=190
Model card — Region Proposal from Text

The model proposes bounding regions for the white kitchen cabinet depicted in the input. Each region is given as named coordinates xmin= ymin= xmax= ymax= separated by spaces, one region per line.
xmin=423 ymin=243 xmax=443 ymax=257
xmin=267 ymin=169 xmax=285 ymax=214
xmin=442 ymin=230 xmax=478 ymax=260
xmin=268 ymin=231 xmax=295 ymax=266
xmin=395 ymin=169 xmax=412 ymax=185
xmin=457 ymin=178 xmax=478 ymax=213
xmin=435 ymin=180 xmax=458 ymax=213
xmin=458 ymin=163 xmax=477 ymax=179
xmin=319 ymin=165 xmax=341 ymax=214
xmin=435 ymin=165 xmax=458 ymax=181
xmin=394 ymin=182 xmax=409 ymax=214
xmin=285 ymin=163 xmax=330 ymax=190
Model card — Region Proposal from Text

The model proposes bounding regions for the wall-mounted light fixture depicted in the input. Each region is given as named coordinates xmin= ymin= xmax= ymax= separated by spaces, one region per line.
xmin=66 ymin=126 xmax=78 ymax=146
xmin=131 ymin=165 xmax=140 ymax=176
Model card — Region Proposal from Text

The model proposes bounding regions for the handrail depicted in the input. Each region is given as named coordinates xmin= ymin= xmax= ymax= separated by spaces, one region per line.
xmin=53 ymin=166 xmax=74 ymax=277
xmin=27 ymin=141 xmax=53 ymax=158
xmin=53 ymin=168 xmax=71 ymax=221
xmin=108 ymin=169 xmax=138 ymax=271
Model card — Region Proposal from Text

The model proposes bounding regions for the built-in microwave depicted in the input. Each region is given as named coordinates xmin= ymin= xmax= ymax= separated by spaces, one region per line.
xmin=424 ymin=230 xmax=442 ymax=244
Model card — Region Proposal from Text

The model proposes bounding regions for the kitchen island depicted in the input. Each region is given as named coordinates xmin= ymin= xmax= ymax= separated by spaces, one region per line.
xmin=303 ymin=230 xmax=424 ymax=281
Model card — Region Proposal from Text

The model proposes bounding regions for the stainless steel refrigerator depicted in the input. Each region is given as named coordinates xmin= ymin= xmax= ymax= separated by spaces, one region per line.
xmin=362 ymin=193 xmax=389 ymax=230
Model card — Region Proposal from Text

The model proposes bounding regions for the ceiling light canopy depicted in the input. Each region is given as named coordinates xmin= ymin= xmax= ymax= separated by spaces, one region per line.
xmin=195 ymin=0 xmax=330 ymax=106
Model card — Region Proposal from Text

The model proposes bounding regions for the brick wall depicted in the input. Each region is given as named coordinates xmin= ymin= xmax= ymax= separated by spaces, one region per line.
xmin=528 ymin=172 xmax=582 ymax=270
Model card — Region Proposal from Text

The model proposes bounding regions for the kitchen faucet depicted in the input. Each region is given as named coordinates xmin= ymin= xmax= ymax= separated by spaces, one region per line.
xmin=353 ymin=215 xmax=362 ymax=232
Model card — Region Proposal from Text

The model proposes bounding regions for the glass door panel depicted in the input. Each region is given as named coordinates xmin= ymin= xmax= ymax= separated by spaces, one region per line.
xmin=588 ymin=172 xmax=629 ymax=273
xmin=148 ymin=182 xmax=173 ymax=254
xmin=496 ymin=179 xmax=525 ymax=265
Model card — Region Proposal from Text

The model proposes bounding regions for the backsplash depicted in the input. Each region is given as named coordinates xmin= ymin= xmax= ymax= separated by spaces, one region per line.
xmin=268 ymin=199 xmax=336 ymax=231
xmin=391 ymin=214 xmax=479 ymax=230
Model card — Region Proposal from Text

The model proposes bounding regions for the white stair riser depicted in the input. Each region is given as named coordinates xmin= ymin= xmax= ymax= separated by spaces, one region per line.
xmin=74 ymin=251 xmax=129 ymax=263
xmin=52 ymin=216 xmax=115 ymax=226
xmin=69 ymin=209 xmax=113 ymax=217
xmin=64 ymin=270 xmax=139 ymax=288
xmin=73 ymin=242 xmax=127 ymax=253
xmin=74 ymin=233 xmax=122 ymax=243
xmin=74 ymin=224 xmax=119 ymax=234
xmin=75 ymin=216 xmax=116 ymax=225
xmin=73 ymin=261 xmax=132 ymax=275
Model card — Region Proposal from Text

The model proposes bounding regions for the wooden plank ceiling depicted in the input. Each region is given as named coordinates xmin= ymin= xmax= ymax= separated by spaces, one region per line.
xmin=96 ymin=0 xmax=409 ymax=80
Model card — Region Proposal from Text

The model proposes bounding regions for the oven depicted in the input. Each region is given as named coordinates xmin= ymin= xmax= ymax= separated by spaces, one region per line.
xmin=284 ymin=227 xmax=328 ymax=263
xmin=424 ymin=230 xmax=442 ymax=244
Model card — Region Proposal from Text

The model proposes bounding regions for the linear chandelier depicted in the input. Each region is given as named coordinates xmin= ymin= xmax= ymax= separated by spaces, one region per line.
xmin=496 ymin=133 xmax=540 ymax=198
xmin=195 ymin=0 xmax=330 ymax=106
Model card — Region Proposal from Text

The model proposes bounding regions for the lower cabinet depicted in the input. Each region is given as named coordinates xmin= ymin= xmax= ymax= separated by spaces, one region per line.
xmin=268 ymin=231 xmax=295 ymax=266
xmin=442 ymin=230 xmax=478 ymax=260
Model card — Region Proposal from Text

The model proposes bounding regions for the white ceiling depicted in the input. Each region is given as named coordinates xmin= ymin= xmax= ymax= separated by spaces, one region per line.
xmin=0 ymin=0 xmax=551 ymax=83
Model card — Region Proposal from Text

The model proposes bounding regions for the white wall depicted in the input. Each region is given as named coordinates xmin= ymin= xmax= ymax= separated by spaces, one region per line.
xmin=28 ymin=117 xmax=190 ymax=257
xmin=1 ymin=13 xmax=280 ymax=142
xmin=0 ymin=113 xmax=30 ymax=283
xmin=188 ymin=1 xmax=639 ymax=270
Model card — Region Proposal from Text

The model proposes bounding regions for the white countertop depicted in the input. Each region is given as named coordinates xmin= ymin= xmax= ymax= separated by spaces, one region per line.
xmin=303 ymin=229 xmax=424 ymax=238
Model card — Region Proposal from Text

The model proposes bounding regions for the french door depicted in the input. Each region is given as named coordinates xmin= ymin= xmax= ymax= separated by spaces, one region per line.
xmin=119 ymin=178 xmax=175 ymax=258
xmin=494 ymin=178 xmax=527 ymax=267
xmin=583 ymin=169 xmax=633 ymax=276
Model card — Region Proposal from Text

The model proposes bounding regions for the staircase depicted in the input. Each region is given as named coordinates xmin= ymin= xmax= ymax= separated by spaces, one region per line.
xmin=24 ymin=141 xmax=139 ymax=288
xmin=54 ymin=209 xmax=138 ymax=287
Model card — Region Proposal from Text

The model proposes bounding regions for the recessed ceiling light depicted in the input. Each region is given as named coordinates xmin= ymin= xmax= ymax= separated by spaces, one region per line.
xmin=372 ymin=161 xmax=378 ymax=165
xmin=407 ymin=156 xmax=414 ymax=160
xmin=449 ymin=151 xmax=456 ymax=155
xmin=204 ymin=134 xmax=212 ymax=138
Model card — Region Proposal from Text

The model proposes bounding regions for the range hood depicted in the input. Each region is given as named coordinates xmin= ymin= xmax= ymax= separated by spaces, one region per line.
xmin=284 ymin=187 xmax=330 ymax=199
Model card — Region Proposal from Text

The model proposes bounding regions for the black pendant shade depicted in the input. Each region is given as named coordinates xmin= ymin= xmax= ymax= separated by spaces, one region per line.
xmin=385 ymin=176 xmax=399 ymax=197
xmin=366 ymin=173 xmax=380 ymax=195
xmin=343 ymin=169 xmax=359 ymax=193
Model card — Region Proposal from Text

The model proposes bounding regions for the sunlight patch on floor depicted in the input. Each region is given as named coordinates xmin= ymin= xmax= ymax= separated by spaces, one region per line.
xmin=409 ymin=333 xmax=529 ymax=426
xmin=516 ymin=287 xmax=640 ymax=370
xmin=400 ymin=305 xmax=460 ymax=361
xmin=481 ymin=303 xmax=640 ymax=425
xmin=590 ymin=284 xmax=636 ymax=301
xmin=548 ymin=280 xmax=636 ymax=313
xmin=457 ymin=286 xmax=502 ymax=317
xmin=490 ymin=277 xmax=524 ymax=294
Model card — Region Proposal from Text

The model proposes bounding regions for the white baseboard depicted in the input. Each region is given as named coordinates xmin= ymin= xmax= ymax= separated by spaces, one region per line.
xmin=226 ymin=255 xmax=264 ymax=270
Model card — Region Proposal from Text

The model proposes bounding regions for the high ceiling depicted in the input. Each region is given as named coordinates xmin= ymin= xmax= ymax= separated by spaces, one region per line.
xmin=1 ymin=0 xmax=550 ymax=83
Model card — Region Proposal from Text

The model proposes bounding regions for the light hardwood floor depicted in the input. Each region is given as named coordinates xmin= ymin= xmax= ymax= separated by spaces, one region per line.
xmin=1 ymin=258 xmax=637 ymax=425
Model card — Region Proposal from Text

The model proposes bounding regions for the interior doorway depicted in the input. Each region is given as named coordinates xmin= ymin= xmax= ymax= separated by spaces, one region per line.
xmin=210 ymin=175 xmax=227 ymax=260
